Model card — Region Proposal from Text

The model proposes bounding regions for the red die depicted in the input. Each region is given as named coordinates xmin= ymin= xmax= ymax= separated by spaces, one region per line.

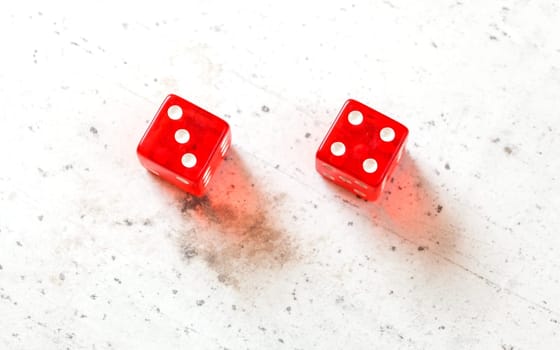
xmin=316 ymin=99 xmax=408 ymax=201
xmin=137 ymin=94 xmax=231 ymax=196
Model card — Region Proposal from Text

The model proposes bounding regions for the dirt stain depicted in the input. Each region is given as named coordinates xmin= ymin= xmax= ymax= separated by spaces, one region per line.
xmin=176 ymin=149 xmax=296 ymax=288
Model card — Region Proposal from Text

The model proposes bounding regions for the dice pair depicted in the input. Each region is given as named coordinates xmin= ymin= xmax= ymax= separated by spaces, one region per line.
xmin=137 ymin=95 xmax=408 ymax=201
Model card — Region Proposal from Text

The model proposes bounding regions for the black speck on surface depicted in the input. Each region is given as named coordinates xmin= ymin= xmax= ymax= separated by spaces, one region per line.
xmin=38 ymin=215 xmax=44 ymax=221
xmin=278 ymin=338 xmax=284 ymax=344
xmin=38 ymin=168 xmax=47 ymax=177
xmin=261 ymin=105 xmax=270 ymax=113
xmin=489 ymin=35 xmax=498 ymax=41
xmin=114 ymin=277 xmax=122 ymax=284
xmin=504 ymin=146 xmax=513 ymax=155
xmin=286 ymin=306 xmax=291 ymax=312
xmin=16 ymin=241 xmax=23 ymax=247
xmin=444 ymin=163 xmax=450 ymax=170
xmin=63 ymin=164 xmax=73 ymax=171
xmin=183 ymin=244 xmax=198 ymax=259
xmin=274 ymin=164 xmax=280 ymax=169
xmin=391 ymin=246 xmax=396 ymax=251
xmin=305 ymin=132 xmax=311 ymax=138
xmin=89 ymin=126 xmax=98 ymax=135
xmin=172 ymin=289 xmax=178 ymax=295
xmin=492 ymin=137 xmax=501 ymax=143
xmin=347 ymin=221 xmax=353 ymax=226
xmin=90 ymin=294 xmax=97 ymax=300
xmin=196 ymin=299 xmax=205 ymax=306
xmin=0 ymin=264 xmax=3 ymax=270
xmin=437 ymin=205 xmax=443 ymax=213
xmin=59 ymin=272 xmax=65 ymax=281
xmin=123 ymin=219 xmax=133 ymax=226
xmin=417 ymin=246 xmax=427 ymax=251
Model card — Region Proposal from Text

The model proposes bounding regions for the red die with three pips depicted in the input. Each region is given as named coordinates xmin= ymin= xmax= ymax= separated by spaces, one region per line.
xmin=137 ymin=94 xmax=231 ymax=196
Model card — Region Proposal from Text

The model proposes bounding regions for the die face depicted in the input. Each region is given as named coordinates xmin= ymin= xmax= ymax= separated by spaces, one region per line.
xmin=316 ymin=99 xmax=408 ymax=200
xmin=137 ymin=94 xmax=230 ymax=196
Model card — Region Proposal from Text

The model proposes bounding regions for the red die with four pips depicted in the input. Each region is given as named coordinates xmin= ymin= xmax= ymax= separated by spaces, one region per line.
xmin=137 ymin=94 xmax=231 ymax=196
xmin=315 ymin=99 xmax=408 ymax=201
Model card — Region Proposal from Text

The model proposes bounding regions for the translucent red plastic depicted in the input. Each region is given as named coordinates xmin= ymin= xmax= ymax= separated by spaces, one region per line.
xmin=137 ymin=94 xmax=231 ymax=196
xmin=316 ymin=99 xmax=408 ymax=201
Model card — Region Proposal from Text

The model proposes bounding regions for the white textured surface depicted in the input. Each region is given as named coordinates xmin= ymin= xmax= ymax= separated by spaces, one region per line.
xmin=1 ymin=1 xmax=560 ymax=349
